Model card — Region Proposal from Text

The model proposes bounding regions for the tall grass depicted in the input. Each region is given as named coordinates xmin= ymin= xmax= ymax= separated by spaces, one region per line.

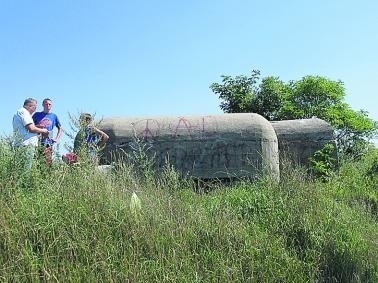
xmin=0 ymin=140 xmax=377 ymax=282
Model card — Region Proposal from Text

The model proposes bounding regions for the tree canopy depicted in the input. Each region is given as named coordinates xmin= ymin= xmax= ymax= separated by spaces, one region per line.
xmin=210 ymin=70 xmax=377 ymax=158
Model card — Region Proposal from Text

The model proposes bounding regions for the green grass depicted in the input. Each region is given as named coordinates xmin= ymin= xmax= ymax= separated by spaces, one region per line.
xmin=0 ymin=142 xmax=377 ymax=282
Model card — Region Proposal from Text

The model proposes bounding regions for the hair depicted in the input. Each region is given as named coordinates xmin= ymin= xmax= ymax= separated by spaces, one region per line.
xmin=43 ymin=98 xmax=52 ymax=104
xmin=80 ymin=113 xmax=92 ymax=123
xmin=23 ymin=98 xmax=37 ymax=106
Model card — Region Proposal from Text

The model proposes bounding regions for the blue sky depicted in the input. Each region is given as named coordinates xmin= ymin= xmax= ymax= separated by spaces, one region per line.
xmin=1 ymin=0 xmax=377 ymax=151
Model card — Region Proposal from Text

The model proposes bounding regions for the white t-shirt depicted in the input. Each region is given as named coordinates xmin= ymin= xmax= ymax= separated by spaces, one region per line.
xmin=12 ymin=107 xmax=39 ymax=146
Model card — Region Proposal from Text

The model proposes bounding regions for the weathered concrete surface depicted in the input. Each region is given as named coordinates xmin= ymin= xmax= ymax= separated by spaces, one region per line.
xmin=271 ymin=118 xmax=335 ymax=166
xmin=97 ymin=113 xmax=280 ymax=180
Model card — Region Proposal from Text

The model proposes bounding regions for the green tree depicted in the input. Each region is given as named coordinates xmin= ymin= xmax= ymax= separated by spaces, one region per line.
xmin=281 ymin=76 xmax=346 ymax=120
xmin=210 ymin=70 xmax=377 ymax=158
xmin=254 ymin=76 xmax=291 ymax=120
xmin=210 ymin=70 xmax=259 ymax=113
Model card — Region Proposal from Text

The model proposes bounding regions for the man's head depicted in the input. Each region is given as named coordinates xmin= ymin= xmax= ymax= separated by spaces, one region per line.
xmin=23 ymin=98 xmax=37 ymax=114
xmin=42 ymin=98 xmax=53 ymax=113
xmin=80 ymin=113 xmax=92 ymax=125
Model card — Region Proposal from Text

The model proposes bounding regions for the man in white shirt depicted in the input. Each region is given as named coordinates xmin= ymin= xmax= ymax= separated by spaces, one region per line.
xmin=13 ymin=98 xmax=49 ymax=169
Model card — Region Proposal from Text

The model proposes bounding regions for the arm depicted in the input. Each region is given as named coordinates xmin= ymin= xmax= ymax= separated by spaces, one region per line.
xmin=93 ymin=127 xmax=109 ymax=141
xmin=93 ymin=127 xmax=109 ymax=147
xmin=26 ymin=123 xmax=49 ymax=135
xmin=52 ymin=125 xmax=63 ymax=143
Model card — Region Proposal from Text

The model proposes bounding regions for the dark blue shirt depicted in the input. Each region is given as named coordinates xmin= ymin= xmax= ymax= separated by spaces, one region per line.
xmin=32 ymin=112 xmax=61 ymax=146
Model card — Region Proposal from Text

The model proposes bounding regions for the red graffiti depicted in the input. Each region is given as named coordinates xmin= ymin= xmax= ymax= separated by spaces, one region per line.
xmin=174 ymin=117 xmax=192 ymax=136
xmin=132 ymin=119 xmax=160 ymax=138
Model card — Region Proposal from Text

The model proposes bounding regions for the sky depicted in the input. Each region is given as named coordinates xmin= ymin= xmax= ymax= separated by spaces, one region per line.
xmin=1 ymin=0 xmax=377 ymax=152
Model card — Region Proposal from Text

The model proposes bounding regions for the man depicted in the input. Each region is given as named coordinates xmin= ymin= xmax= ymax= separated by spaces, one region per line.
xmin=74 ymin=113 xmax=109 ymax=164
xmin=13 ymin=98 xmax=49 ymax=169
xmin=33 ymin=98 xmax=63 ymax=165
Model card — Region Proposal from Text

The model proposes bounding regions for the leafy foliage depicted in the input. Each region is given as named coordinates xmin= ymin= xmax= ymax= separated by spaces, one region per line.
xmin=254 ymin=76 xmax=290 ymax=120
xmin=210 ymin=70 xmax=260 ymax=113
xmin=309 ymin=143 xmax=338 ymax=180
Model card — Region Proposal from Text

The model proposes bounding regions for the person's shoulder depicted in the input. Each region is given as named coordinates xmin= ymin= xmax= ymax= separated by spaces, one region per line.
xmin=17 ymin=107 xmax=30 ymax=117
xmin=15 ymin=107 xmax=23 ymax=115
xmin=51 ymin=112 xmax=62 ymax=126
xmin=17 ymin=107 xmax=26 ymax=113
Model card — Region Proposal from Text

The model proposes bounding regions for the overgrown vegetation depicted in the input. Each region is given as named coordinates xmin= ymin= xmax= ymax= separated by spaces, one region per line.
xmin=0 ymin=137 xmax=377 ymax=282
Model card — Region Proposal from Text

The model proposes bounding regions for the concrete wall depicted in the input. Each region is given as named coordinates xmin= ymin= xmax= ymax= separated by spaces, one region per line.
xmin=271 ymin=118 xmax=336 ymax=166
xmin=96 ymin=113 xmax=280 ymax=180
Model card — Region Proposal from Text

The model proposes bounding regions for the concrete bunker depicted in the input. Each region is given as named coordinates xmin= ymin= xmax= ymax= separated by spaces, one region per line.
xmin=96 ymin=113 xmax=280 ymax=180
xmin=271 ymin=118 xmax=336 ymax=166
